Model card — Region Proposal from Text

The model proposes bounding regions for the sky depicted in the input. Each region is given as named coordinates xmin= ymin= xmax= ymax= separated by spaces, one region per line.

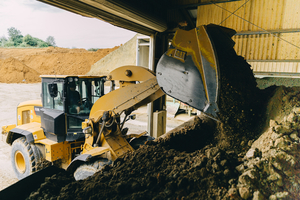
xmin=0 ymin=0 xmax=137 ymax=49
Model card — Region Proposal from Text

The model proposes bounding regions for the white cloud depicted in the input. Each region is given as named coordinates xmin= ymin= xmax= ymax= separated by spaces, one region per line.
xmin=0 ymin=0 xmax=136 ymax=49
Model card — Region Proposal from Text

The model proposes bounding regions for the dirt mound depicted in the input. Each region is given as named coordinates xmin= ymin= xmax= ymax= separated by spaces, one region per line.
xmin=87 ymin=34 xmax=137 ymax=76
xmin=235 ymin=86 xmax=300 ymax=199
xmin=0 ymin=58 xmax=40 ymax=83
xmin=27 ymin=132 xmax=240 ymax=200
xmin=0 ymin=47 xmax=119 ymax=83
xmin=27 ymin=86 xmax=300 ymax=200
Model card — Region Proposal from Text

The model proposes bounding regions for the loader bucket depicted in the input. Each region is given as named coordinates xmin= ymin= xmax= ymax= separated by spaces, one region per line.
xmin=0 ymin=166 xmax=65 ymax=200
xmin=156 ymin=24 xmax=236 ymax=119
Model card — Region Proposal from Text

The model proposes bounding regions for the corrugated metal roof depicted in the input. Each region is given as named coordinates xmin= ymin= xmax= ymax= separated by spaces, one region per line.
xmin=197 ymin=0 xmax=300 ymax=73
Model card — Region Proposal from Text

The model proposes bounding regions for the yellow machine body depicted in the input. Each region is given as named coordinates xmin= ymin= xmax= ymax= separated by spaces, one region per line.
xmin=2 ymin=100 xmax=42 ymax=142
xmin=79 ymin=65 xmax=164 ymax=162
xmin=2 ymin=65 xmax=164 ymax=177
xmin=17 ymin=100 xmax=42 ymax=126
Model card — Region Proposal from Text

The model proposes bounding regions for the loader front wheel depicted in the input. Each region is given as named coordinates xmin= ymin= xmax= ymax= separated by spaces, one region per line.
xmin=74 ymin=158 xmax=112 ymax=181
xmin=11 ymin=137 xmax=42 ymax=180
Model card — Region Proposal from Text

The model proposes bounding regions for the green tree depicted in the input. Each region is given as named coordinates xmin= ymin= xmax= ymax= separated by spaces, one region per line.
xmin=2 ymin=27 xmax=56 ymax=48
xmin=7 ymin=27 xmax=23 ymax=46
xmin=7 ymin=27 xmax=22 ymax=41
xmin=0 ymin=36 xmax=7 ymax=47
xmin=88 ymin=48 xmax=100 ymax=52
xmin=19 ymin=42 xmax=29 ymax=47
xmin=14 ymin=35 xmax=23 ymax=46
xmin=23 ymin=34 xmax=37 ymax=46
xmin=3 ymin=40 xmax=14 ymax=47
xmin=46 ymin=36 xmax=56 ymax=46
xmin=37 ymin=41 xmax=49 ymax=47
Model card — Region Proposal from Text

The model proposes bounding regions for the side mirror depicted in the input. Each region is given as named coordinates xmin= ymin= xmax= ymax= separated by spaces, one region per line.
xmin=48 ymin=83 xmax=58 ymax=98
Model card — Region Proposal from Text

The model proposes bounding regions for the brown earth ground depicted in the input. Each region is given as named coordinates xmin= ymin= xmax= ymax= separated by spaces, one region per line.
xmin=0 ymin=47 xmax=119 ymax=83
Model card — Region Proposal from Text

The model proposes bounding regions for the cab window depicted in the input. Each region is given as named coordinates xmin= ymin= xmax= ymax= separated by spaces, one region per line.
xmin=67 ymin=78 xmax=105 ymax=115
xmin=42 ymin=82 xmax=64 ymax=111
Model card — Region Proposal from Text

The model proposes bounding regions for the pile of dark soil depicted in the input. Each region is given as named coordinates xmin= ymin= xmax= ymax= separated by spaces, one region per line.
xmin=26 ymin=85 xmax=300 ymax=200
xmin=27 ymin=132 xmax=241 ymax=200
xmin=26 ymin=25 xmax=274 ymax=200
xmin=26 ymin=171 xmax=75 ymax=200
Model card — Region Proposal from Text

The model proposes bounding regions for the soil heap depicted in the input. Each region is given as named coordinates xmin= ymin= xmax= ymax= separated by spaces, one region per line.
xmin=25 ymin=27 xmax=300 ymax=199
xmin=0 ymin=47 xmax=118 ymax=83
xmin=87 ymin=34 xmax=137 ymax=76
xmin=0 ymin=58 xmax=40 ymax=83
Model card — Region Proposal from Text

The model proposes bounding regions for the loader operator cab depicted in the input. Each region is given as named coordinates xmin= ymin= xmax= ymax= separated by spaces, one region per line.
xmin=40 ymin=75 xmax=106 ymax=142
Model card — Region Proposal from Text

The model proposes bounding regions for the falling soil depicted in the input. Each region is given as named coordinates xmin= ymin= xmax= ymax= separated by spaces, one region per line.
xmin=0 ymin=47 xmax=118 ymax=83
xmin=24 ymin=25 xmax=300 ymax=200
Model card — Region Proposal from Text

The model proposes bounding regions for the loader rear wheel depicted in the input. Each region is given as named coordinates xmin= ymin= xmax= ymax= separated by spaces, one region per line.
xmin=11 ymin=137 xmax=42 ymax=180
xmin=74 ymin=158 xmax=112 ymax=181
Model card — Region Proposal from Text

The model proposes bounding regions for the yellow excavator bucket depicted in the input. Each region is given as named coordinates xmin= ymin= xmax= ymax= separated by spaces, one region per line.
xmin=156 ymin=24 xmax=236 ymax=118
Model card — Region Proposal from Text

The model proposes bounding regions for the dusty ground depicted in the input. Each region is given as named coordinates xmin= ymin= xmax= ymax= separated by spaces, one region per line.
xmin=0 ymin=83 xmax=41 ymax=190
xmin=0 ymin=83 xmax=191 ymax=191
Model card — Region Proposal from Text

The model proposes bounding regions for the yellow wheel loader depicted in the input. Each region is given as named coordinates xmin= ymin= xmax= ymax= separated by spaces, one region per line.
xmin=1 ymin=24 xmax=236 ymax=199
xmin=3 ymin=75 xmax=109 ymax=179
xmin=2 ymin=68 xmax=162 ymax=181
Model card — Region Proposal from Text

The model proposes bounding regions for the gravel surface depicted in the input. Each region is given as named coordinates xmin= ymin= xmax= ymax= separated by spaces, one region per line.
xmin=0 ymin=83 xmax=41 ymax=190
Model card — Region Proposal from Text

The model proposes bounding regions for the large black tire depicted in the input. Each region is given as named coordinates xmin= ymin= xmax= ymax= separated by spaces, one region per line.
xmin=11 ymin=137 xmax=43 ymax=180
xmin=74 ymin=159 xmax=112 ymax=181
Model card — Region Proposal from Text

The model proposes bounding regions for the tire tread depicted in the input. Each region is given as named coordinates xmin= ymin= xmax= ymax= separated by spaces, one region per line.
xmin=11 ymin=136 xmax=43 ymax=179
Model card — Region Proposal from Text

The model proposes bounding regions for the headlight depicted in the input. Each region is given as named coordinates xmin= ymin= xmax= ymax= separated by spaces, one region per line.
xmin=83 ymin=126 xmax=92 ymax=135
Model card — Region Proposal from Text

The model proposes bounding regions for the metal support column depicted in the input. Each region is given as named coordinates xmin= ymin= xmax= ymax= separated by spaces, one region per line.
xmin=147 ymin=34 xmax=155 ymax=136
xmin=151 ymin=32 xmax=168 ymax=137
